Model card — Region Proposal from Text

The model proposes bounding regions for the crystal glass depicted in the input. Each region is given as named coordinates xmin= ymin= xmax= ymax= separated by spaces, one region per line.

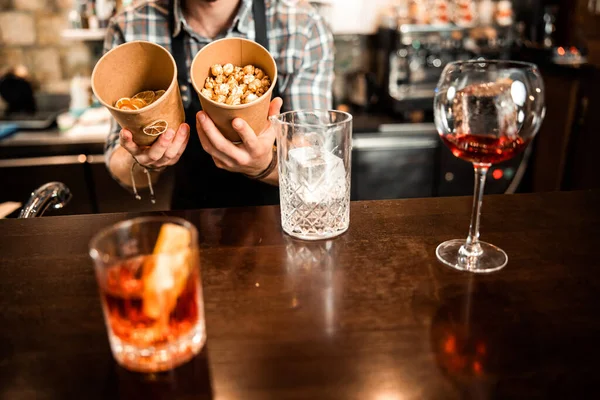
xmin=270 ymin=110 xmax=352 ymax=240
xmin=89 ymin=217 xmax=206 ymax=372
xmin=434 ymin=60 xmax=545 ymax=273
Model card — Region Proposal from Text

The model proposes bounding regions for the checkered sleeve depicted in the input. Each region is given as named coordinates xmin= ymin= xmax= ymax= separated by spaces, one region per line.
xmin=103 ymin=18 xmax=126 ymax=168
xmin=283 ymin=14 xmax=334 ymax=111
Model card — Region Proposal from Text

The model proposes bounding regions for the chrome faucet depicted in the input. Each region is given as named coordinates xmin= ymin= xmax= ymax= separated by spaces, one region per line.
xmin=19 ymin=182 xmax=72 ymax=218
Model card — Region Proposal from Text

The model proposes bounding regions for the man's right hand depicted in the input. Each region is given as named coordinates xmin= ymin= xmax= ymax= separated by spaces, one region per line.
xmin=120 ymin=123 xmax=190 ymax=169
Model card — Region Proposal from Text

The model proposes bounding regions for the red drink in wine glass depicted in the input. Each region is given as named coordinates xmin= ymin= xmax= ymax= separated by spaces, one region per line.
xmin=434 ymin=61 xmax=545 ymax=273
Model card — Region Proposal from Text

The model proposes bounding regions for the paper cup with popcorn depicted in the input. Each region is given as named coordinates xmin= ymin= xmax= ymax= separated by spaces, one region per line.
xmin=92 ymin=41 xmax=185 ymax=146
xmin=190 ymin=37 xmax=278 ymax=142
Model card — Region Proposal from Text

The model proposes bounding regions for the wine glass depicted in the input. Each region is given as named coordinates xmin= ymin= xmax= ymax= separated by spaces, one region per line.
xmin=434 ymin=60 xmax=545 ymax=273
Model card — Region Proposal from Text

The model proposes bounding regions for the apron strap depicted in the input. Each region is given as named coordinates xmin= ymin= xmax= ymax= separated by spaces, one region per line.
xmin=169 ymin=0 xmax=188 ymax=90
xmin=253 ymin=0 xmax=281 ymax=99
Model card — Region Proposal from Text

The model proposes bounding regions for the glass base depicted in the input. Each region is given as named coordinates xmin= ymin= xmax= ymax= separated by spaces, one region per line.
xmin=110 ymin=322 xmax=206 ymax=373
xmin=284 ymin=225 xmax=348 ymax=241
xmin=436 ymin=239 xmax=508 ymax=273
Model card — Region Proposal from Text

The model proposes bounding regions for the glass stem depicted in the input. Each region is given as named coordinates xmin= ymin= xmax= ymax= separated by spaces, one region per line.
xmin=462 ymin=164 xmax=490 ymax=257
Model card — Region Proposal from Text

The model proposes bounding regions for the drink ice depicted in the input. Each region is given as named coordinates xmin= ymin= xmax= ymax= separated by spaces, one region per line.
xmin=280 ymin=146 xmax=349 ymax=239
xmin=452 ymin=79 xmax=520 ymax=137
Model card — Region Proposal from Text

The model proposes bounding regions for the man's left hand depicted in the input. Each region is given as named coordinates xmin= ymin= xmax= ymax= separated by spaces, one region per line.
xmin=196 ymin=98 xmax=283 ymax=177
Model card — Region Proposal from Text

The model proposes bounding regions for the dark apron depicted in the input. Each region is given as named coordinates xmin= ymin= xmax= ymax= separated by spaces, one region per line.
xmin=168 ymin=0 xmax=280 ymax=210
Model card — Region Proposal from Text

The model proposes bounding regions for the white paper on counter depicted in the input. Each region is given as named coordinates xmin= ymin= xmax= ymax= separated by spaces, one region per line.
xmin=62 ymin=107 xmax=111 ymax=142
xmin=63 ymin=122 xmax=111 ymax=142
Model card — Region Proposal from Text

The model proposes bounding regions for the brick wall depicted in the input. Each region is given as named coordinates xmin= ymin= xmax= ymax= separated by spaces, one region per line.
xmin=0 ymin=0 xmax=93 ymax=93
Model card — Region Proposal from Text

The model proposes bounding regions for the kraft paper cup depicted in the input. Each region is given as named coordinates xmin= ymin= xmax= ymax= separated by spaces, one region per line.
xmin=92 ymin=41 xmax=185 ymax=146
xmin=190 ymin=37 xmax=278 ymax=142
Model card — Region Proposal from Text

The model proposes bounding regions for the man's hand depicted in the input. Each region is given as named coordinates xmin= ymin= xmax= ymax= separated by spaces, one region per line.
xmin=120 ymin=123 xmax=190 ymax=169
xmin=196 ymin=98 xmax=283 ymax=179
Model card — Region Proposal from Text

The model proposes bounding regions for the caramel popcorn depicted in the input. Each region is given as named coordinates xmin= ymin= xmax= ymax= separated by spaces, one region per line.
xmin=226 ymin=76 xmax=238 ymax=88
xmin=243 ymin=74 xmax=256 ymax=85
xmin=230 ymin=85 xmax=244 ymax=99
xmin=210 ymin=64 xmax=223 ymax=76
xmin=248 ymin=79 xmax=262 ymax=93
xmin=261 ymin=76 xmax=271 ymax=88
xmin=243 ymin=93 xmax=258 ymax=104
xmin=223 ymin=63 xmax=234 ymax=76
xmin=200 ymin=88 xmax=213 ymax=100
xmin=200 ymin=63 xmax=272 ymax=105
xmin=226 ymin=95 xmax=241 ymax=105
xmin=214 ymin=83 xmax=230 ymax=97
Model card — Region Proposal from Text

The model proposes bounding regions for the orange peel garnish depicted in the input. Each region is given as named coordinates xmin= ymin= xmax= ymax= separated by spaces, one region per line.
xmin=130 ymin=98 xmax=147 ymax=109
xmin=132 ymin=90 xmax=156 ymax=105
xmin=115 ymin=97 xmax=132 ymax=109
xmin=142 ymin=223 xmax=193 ymax=320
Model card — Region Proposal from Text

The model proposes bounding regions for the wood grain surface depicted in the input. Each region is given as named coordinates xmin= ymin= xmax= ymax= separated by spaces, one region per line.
xmin=1 ymin=191 xmax=599 ymax=400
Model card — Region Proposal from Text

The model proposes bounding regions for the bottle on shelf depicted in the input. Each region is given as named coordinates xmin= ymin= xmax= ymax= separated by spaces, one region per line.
xmin=496 ymin=0 xmax=513 ymax=26
xmin=69 ymin=74 xmax=91 ymax=117
xmin=87 ymin=1 xmax=100 ymax=30
xmin=478 ymin=0 xmax=495 ymax=26
xmin=432 ymin=0 xmax=451 ymax=26
xmin=95 ymin=0 xmax=116 ymax=28
xmin=454 ymin=0 xmax=477 ymax=27
xmin=68 ymin=0 xmax=89 ymax=29
xmin=410 ymin=0 xmax=430 ymax=25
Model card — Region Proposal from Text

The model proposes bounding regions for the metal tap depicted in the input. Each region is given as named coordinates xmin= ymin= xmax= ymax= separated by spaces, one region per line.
xmin=19 ymin=182 xmax=72 ymax=218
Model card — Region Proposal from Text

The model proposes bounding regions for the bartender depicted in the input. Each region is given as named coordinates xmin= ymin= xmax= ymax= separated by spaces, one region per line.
xmin=103 ymin=0 xmax=334 ymax=209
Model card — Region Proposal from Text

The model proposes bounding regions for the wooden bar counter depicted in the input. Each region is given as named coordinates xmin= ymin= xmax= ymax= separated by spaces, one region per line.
xmin=1 ymin=190 xmax=599 ymax=399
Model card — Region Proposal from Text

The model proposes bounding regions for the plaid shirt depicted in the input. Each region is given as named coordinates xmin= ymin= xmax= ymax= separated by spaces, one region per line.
xmin=103 ymin=0 xmax=334 ymax=161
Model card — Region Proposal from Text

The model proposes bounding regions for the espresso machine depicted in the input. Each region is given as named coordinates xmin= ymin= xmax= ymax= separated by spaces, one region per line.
xmin=375 ymin=6 xmax=515 ymax=118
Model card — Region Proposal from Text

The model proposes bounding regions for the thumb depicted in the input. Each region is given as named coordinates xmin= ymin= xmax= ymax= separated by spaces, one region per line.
xmin=119 ymin=129 xmax=140 ymax=156
xmin=268 ymin=97 xmax=283 ymax=117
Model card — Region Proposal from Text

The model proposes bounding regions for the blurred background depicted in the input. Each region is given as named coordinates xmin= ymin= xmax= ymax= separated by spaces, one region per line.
xmin=1 ymin=0 xmax=599 ymax=217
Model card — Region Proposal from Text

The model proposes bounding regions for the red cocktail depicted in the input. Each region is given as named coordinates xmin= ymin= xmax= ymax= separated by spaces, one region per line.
xmin=90 ymin=218 xmax=206 ymax=372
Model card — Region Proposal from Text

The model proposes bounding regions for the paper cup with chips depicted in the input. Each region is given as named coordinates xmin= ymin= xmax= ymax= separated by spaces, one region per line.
xmin=92 ymin=41 xmax=185 ymax=146
xmin=190 ymin=37 xmax=278 ymax=142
